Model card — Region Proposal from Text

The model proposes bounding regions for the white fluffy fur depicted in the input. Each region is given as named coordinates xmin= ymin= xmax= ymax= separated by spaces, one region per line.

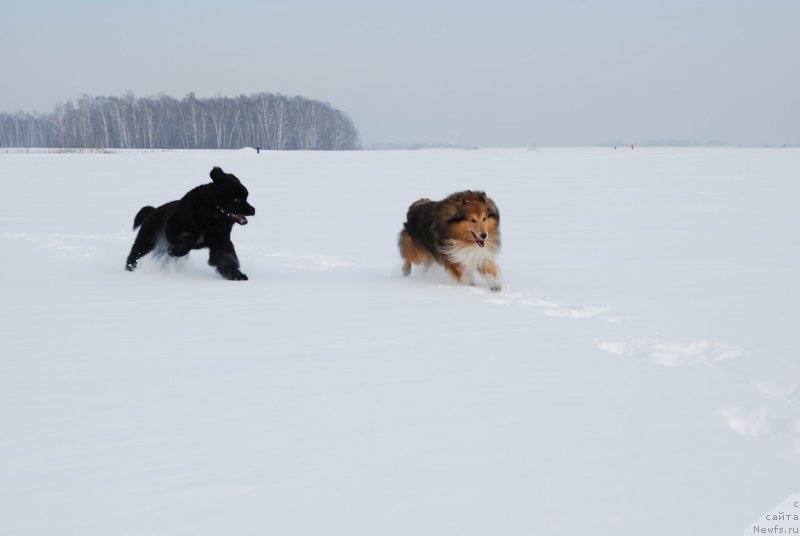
xmin=440 ymin=240 xmax=502 ymax=288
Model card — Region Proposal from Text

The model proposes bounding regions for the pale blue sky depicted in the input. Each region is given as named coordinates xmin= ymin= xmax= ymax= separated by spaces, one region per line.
xmin=2 ymin=0 xmax=798 ymax=146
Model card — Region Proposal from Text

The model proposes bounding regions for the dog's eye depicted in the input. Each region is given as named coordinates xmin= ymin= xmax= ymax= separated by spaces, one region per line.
xmin=471 ymin=218 xmax=477 ymax=223
xmin=482 ymin=217 xmax=487 ymax=222
xmin=234 ymin=198 xmax=241 ymax=203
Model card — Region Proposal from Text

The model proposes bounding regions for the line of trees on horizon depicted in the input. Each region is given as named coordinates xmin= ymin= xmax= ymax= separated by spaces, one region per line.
xmin=0 ymin=92 xmax=361 ymax=150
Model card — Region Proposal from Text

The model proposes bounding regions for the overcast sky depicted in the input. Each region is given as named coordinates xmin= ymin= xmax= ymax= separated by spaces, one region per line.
xmin=2 ymin=0 xmax=798 ymax=146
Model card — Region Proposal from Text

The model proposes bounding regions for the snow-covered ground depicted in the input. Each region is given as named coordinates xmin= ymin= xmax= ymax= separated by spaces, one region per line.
xmin=1 ymin=147 xmax=798 ymax=535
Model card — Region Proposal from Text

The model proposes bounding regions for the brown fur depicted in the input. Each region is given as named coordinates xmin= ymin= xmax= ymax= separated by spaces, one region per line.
xmin=398 ymin=190 xmax=502 ymax=291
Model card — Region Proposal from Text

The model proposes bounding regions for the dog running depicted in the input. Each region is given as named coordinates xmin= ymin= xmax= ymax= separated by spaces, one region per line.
xmin=399 ymin=190 xmax=502 ymax=291
xmin=125 ymin=166 xmax=255 ymax=280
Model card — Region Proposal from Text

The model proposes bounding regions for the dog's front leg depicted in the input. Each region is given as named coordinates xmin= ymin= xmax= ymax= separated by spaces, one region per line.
xmin=478 ymin=261 xmax=502 ymax=292
xmin=208 ymin=243 xmax=248 ymax=281
xmin=443 ymin=261 xmax=473 ymax=286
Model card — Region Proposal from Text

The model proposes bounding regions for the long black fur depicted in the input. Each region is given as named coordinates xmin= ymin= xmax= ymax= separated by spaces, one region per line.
xmin=125 ymin=166 xmax=256 ymax=280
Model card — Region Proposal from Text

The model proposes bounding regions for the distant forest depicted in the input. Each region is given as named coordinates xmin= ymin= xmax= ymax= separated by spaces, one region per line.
xmin=0 ymin=92 xmax=361 ymax=150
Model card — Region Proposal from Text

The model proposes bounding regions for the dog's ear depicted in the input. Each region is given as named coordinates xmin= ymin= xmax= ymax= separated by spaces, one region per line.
xmin=210 ymin=166 xmax=243 ymax=186
xmin=210 ymin=166 xmax=226 ymax=183
xmin=487 ymin=199 xmax=500 ymax=221
xmin=477 ymin=192 xmax=487 ymax=203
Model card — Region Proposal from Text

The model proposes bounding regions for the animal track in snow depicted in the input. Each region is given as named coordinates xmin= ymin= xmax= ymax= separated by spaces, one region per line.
xmin=481 ymin=288 xmax=626 ymax=323
xmin=176 ymin=483 xmax=259 ymax=500
xmin=596 ymin=340 xmax=800 ymax=447
xmin=478 ymin=282 xmax=796 ymax=452
xmin=594 ymin=338 xmax=743 ymax=367
xmin=718 ymin=407 xmax=773 ymax=438
xmin=742 ymin=381 xmax=800 ymax=453
xmin=593 ymin=339 xmax=794 ymax=442
xmin=3 ymin=231 xmax=127 ymax=258
xmin=755 ymin=381 xmax=800 ymax=403
xmin=261 ymin=252 xmax=351 ymax=271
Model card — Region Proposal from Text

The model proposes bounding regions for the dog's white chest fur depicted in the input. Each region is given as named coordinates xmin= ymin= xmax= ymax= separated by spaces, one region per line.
xmin=442 ymin=242 xmax=495 ymax=272
xmin=438 ymin=240 xmax=502 ymax=290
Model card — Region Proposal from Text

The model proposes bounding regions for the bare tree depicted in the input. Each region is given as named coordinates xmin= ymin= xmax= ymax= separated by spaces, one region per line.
xmin=0 ymin=92 xmax=361 ymax=150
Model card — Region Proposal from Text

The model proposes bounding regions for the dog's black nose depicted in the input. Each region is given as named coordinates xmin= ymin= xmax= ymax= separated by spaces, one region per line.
xmin=480 ymin=232 xmax=487 ymax=239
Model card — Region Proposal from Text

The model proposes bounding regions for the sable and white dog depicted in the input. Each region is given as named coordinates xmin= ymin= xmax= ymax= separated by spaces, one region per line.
xmin=398 ymin=190 xmax=502 ymax=291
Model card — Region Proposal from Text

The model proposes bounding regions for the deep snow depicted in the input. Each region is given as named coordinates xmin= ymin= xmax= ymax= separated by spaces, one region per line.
xmin=1 ymin=147 xmax=798 ymax=535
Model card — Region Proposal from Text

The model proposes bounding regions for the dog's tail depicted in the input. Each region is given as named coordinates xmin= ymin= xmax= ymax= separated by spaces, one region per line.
xmin=402 ymin=198 xmax=432 ymax=232
xmin=132 ymin=206 xmax=156 ymax=230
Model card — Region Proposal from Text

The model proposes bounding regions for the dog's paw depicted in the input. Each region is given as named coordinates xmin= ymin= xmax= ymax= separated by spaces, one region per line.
xmin=489 ymin=283 xmax=502 ymax=292
xmin=168 ymin=244 xmax=191 ymax=257
xmin=125 ymin=262 xmax=136 ymax=272
xmin=229 ymin=272 xmax=248 ymax=281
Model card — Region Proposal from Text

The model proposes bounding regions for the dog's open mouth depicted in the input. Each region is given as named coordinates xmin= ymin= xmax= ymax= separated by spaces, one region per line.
xmin=227 ymin=213 xmax=248 ymax=225
xmin=216 ymin=205 xmax=249 ymax=225
xmin=471 ymin=231 xmax=485 ymax=248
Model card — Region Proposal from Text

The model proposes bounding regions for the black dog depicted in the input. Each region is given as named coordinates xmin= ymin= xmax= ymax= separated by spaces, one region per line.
xmin=125 ymin=166 xmax=256 ymax=280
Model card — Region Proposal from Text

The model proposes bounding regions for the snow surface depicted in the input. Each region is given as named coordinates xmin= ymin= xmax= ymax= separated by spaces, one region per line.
xmin=1 ymin=147 xmax=798 ymax=535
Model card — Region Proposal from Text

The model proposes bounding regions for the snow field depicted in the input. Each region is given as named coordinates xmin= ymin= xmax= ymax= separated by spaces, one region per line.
xmin=1 ymin=147 xmax=798 ymax=535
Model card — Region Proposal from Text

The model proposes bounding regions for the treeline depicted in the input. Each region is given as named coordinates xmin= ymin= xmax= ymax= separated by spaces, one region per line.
xmin=0 ymin=92 xmax=361 ymax=150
